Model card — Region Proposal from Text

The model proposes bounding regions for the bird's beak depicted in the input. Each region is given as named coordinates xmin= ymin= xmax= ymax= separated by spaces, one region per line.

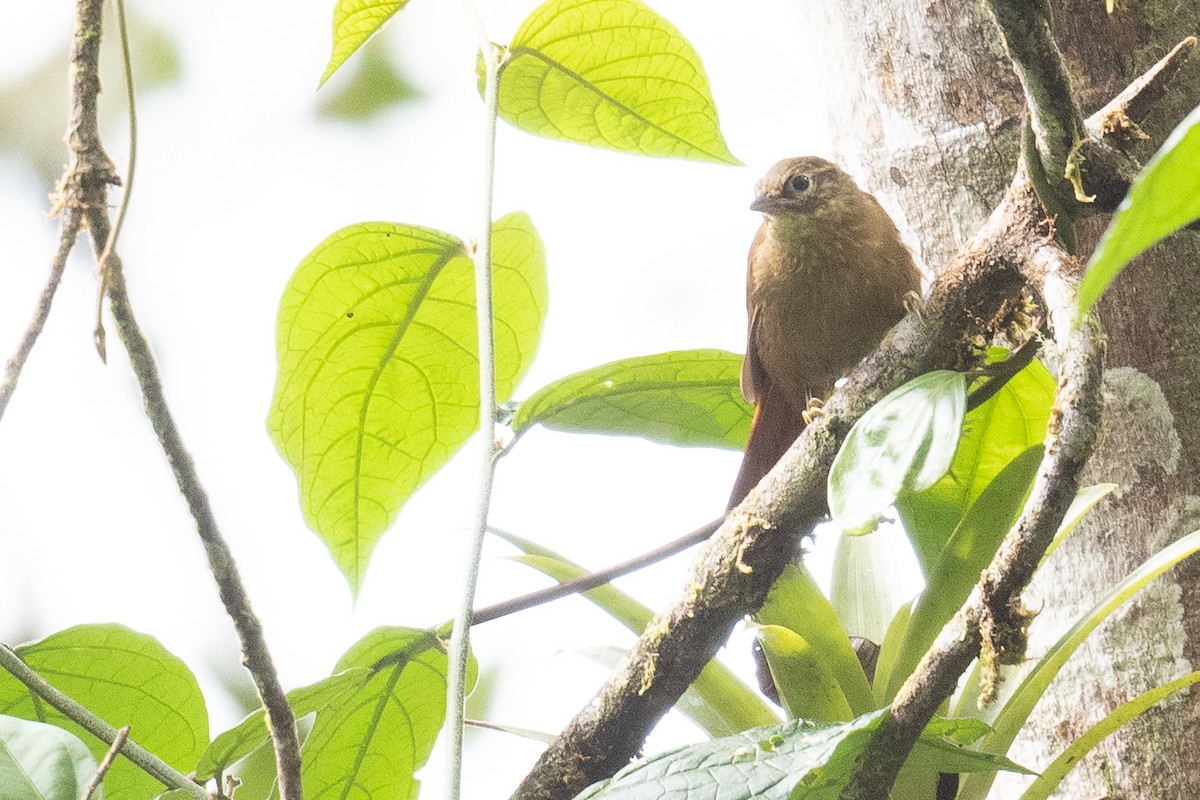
xmin=750 ymin=195 xmax=780 ymax=213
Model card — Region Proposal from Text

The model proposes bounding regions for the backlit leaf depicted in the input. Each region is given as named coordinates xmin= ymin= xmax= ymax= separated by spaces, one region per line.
xmin=300 ymin=628 xmax=470 ymax=800
xmin=1079 ymin=102 xmax=1200 ymax=315
xmin=490 ymin=0 xmax=739 ymax=163
xmin=268 ymin=213 xmax=547 ymax=594
xmin=514 ymin=350 xmax=751 ymax=449
xmin=319 ymin=0 xmax=411 ymax=87
xmin=195 ymin=668 xmax=369 ymax=780
xmin=496 ymin=528 xmax=777 ymax=737
xmin=884 ymin=447 xmax=1041 ymax=699
xmin=0 ymin=625 xmax=207 ymax=800
xmin=755 ymin=625 xmax=854 ymax=723
xmin=829 ymin=371 xmax=966 ymax=535
xmin=757 ymin=565 xmax=874 ymax=716
xmin=0 ymin=717 xmax=97 ymax=800
xmin=896 ymin=352 xmax=1054 ymax=573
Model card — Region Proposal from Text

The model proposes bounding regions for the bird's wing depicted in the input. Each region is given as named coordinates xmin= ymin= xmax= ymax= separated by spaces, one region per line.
xmin=741 ymin=305 xmax=764 ymax=404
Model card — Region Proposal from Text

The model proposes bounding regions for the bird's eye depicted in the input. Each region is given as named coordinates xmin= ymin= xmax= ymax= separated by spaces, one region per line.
xmin=788 ymin=173 xmax=812 ymax=192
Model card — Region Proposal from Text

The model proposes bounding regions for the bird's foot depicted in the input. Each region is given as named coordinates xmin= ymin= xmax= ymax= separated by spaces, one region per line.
xmin=802 ymin=397 xmax=826 ymax=426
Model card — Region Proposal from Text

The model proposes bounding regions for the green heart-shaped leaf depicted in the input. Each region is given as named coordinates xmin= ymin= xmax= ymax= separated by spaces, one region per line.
xmin=490 ymin=0 xmax=739 ymax=163
xmin=269 ymin=213 xmax=547 ymax=594
xmin=0 ymin=625 xmax=208 ymax=800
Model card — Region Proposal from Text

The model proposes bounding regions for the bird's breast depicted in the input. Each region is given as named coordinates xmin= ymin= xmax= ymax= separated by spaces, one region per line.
xmin=748 ymin=221 xmax=916 ymax=402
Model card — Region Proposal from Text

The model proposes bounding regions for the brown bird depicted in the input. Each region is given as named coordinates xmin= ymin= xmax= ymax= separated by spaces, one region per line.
xmin=728 ymin=157 xmax=922 ymax=509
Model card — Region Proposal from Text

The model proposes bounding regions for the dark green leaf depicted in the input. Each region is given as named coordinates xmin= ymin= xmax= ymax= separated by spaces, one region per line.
xmin=1079 ymin=103 xmax=1200 ymax=314
xmin=491 ymin=0 xmax=739 ymax=163
xmin=513 ymin=350 xmax=751 ymax=449
xmin=901 ymin=716 xmax=1033 ymax=782
xmin=572 ymin=712 xmax=1027 ymax=800
xmin=0 ymin=716 xmax=97 ymax=800
xmin=829 ymin=371 xmax=966 ymax=535
xmin=756 ymin=626 xmax=854 ymax=722
xmin=576 ymin=714 xmax=886 ymax=800
xmin=757 ymin=565 xmax=874 ymax=716
xmin=0 ymin=625 xmax=208 ymax=800
xmin=268 ymin=213 xmax=547 ymax=594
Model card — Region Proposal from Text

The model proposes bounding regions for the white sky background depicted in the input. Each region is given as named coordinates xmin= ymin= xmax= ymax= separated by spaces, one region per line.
xmin=0 ymin=0 xmax=883 ymax=795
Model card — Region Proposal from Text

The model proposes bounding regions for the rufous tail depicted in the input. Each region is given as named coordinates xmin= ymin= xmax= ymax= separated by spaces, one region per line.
xmin=727 ymin=379 xmax=806 ymax=510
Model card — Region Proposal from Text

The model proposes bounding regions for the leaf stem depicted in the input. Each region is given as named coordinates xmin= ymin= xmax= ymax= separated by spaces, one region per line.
xmin=444 ymin=40 xmax=503 ymax=800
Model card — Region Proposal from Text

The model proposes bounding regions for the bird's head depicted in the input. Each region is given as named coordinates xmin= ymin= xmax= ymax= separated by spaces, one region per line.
xmin=751 ymin=156 xmax=863 ymax=224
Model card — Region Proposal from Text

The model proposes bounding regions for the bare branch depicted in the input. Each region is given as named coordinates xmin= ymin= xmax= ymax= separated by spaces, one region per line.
xmin=60 ymin=0 xmax=303 ymax=795
xmin=832 ymin=34 xmax=1194 ymax=800
xmin=0 ymin=209 xmax=81 ymax=421
xmin=986 ymin=0 xmax=1086 ymax=201
xmin=1091 ymin=36 xmax=1197 ymax=146
xmin=985 ymin=0 xmax=1141 ymax=215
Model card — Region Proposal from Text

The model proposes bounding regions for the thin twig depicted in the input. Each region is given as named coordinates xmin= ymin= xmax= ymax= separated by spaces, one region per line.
xmin=0 ymin=644 xmax=205 ymax=799
xmin=472 ymin=520 xmax=720 ymax=626
xmin=0 ymin=209 xmax=81 ymax=422
xmin=86 ymin=213 xmax=305 ymax=800
xmin=82 ymin=726 xmax=130 ymax=800
xmin=62 ymin=0 xmax=303 ymax=795
xmin=1091 ymin=37 xmax=1197 ymax=144
xmin=445 ymin=38 xmax=504 ymax=800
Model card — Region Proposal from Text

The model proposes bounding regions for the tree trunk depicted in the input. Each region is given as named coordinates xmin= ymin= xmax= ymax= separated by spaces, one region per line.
xmin=794 ymin=0 xmax=1200 ymax=796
